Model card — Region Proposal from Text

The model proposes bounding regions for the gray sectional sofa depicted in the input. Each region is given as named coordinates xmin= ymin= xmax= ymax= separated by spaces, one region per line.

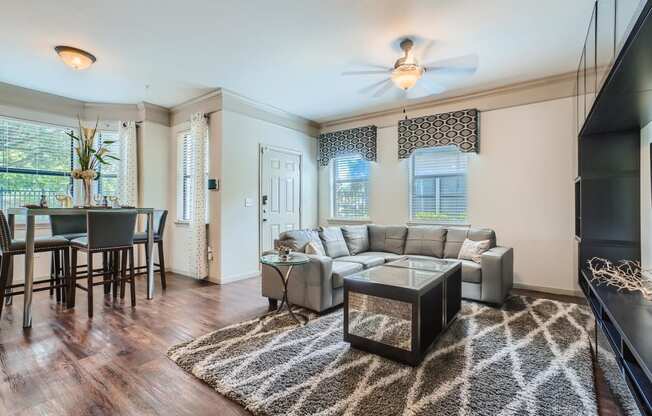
xmin=261 ymin=224 xmax=513 ymax=313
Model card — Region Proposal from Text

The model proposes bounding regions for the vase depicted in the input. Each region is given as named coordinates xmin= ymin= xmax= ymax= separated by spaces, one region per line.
xmin=82 ymin=178 xmax=94 ymax=206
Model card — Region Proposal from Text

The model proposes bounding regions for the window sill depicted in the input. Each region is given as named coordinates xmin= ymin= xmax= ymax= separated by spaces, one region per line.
xmin=327 ymin=217 xmax=373 ymax=225
xmin=406 ymin=220 xmax=470 ymax=227
xmin=174 ymin=220 xmax=210 ymax=226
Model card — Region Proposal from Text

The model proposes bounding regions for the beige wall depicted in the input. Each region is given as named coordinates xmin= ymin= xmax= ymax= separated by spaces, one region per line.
xmin=319 ymin=97 xmax=577 ymax=294
xmin=165 ymin=107 xmax=318 ymax=283
xmin=218 ymin=110 xmax=318 ymax=283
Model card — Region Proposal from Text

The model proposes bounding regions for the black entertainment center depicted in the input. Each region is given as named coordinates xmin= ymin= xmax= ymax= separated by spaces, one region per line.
xmin=576 ymin=1 xmax=652 ymax=414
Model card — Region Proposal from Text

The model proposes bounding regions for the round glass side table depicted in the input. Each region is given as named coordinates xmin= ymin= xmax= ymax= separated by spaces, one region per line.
xmin=260 ymin=253 xmax=311 ymax=325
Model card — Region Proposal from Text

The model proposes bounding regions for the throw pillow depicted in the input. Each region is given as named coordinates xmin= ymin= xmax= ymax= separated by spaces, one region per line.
xmin=318 ymin=227 xmax=350 ymax=258
xmin=341 ymin=225 xmax=370 ymax=255
xmin=458 ymin=238 xmax=491 ymax=263
xmin=305 ymin=240 xmax=325 ymax=256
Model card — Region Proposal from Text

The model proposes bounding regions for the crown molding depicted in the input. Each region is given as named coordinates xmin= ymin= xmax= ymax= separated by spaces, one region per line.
xmin=169 ymin=90 xmax=222 ymax=127
xmin=319 ymin=71 xmax=578 ymax=132
xmin=0 ymin=81 xmax=84 ymax=121
xmin=0 ymin=81 xmax=171 ymax=126
xmin=170 ymin=88 xmax=319 ymax=136
xmin=220 ymin=88 xmax=320 ymax=136
xmin=138 ymin=101 xmax=171 ymax=126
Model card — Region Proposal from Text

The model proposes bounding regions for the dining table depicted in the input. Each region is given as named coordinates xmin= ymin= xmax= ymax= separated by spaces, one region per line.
xmin=6 ymin=207 xmax=156 ymax=328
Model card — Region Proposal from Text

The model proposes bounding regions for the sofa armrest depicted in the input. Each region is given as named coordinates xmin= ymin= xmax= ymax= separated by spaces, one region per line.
xmin=261 ymin=253 xmax=335 ymax=312
xmin=479 ymin=246 xmax=514 ymax=305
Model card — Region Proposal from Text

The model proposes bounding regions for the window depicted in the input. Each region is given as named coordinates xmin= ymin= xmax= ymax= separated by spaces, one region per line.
xmin=0 ymin=116 xmax=122 ymax=211
xmin=332 ymin=153 xmax=370 ymax=219
xmin=179 ymin=132 xmax=193 ymax=221
xmin=0 ymin=116 xmax=73 ymax=209
xmin=410 ymin=146 xmax=468 ymax=224
xmin=96 ymin=130 xmax=120 ymax=197
xmin=177 ymin=131 xmax=209 ymax=222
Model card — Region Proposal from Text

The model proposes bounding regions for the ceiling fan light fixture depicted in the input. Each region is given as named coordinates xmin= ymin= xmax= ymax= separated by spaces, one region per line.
xmin=54 ymin=46 xmax=96 ymax=70
xmin=391 ymin=64 xmax=423 ymax=90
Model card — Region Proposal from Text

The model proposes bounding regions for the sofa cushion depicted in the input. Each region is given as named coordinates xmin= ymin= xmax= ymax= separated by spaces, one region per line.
xmin=444 ymin=227 xmax=496 ymax=259
xmin=319 ymin=227 xmax=350 ymax=258
xmin=460 ymin=259 xmax=482 ymax=284
xmin=331 ymin=261 xmax=364 ymax=288
xmin=368 ymin=225 xmax=407 ymax=255
xmin=404 ymin=226 xmax=446 ymax=258
xmin=341 ymin=225 xmax=370 ymax=255
xmin=335 ymin=254 xmax=384 ymax=269
xmin=277 ymin=229 xmax=324 ymax=253
xmin=363 ymin=251 xmax=404 ymax=262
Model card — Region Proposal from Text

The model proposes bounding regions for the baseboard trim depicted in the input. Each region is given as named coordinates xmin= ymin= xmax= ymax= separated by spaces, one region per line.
xmin=218 ymin=270 xmax=261 ymax=285
xmin=513 ymin=283 xmax=583 ymax=298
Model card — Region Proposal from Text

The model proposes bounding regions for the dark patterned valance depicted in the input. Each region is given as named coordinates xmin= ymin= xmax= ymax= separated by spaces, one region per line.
xmin=318 ymin=125 xmax=377 ymax=167
xmin=398 ymin=109 xmax=479 ymax=158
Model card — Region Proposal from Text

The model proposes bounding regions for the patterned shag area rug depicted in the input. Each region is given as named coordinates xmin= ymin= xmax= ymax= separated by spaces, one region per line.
xmin=167 ymin=296 xmax=597 ymax=416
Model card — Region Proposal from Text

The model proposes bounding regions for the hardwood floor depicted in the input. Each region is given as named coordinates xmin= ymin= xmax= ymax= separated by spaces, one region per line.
xmin=0 ymin=273 xmax=267 ymax=416
xmin=0 ymin=276 xmax=624 ymax=415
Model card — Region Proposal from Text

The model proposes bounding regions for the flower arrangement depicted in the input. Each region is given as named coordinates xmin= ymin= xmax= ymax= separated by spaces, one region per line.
xmin=67 ymin=117 xmax=119 ymax=205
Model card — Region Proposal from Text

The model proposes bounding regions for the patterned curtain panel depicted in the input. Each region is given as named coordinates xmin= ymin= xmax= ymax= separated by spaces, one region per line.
xmin=318 ymin=125 xmax=377 ymax=167
xmin=188 ymin=112 xmax=209 ymax=279
xmin=398 ymin=109 xmax=479 ymax=158
xmin=118 ymin=121 xmax=138 ymax=207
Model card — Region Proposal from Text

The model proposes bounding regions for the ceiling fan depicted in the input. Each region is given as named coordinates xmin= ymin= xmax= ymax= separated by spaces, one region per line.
xmin=342 ymin=38 xmax=478 ymax=98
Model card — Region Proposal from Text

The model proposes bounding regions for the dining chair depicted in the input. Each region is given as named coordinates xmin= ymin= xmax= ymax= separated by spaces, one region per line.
xmin=0 ymin=210 xmax=70 ymax=320
xmin=68 ymin=210 xmax=137 ymax=317
xmin=133 ymin=209 xmax=168 ymax=289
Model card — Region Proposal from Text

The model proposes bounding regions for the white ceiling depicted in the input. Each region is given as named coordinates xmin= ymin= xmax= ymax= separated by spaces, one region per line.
xmin=0 ymin=0 xmax=595 ymax=122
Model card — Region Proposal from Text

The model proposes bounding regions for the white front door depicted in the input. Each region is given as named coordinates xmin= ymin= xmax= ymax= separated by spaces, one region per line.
xmin=260 ymin=146 xmax=301 ymax=252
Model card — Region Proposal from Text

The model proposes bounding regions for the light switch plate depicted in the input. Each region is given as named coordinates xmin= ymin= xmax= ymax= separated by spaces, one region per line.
xmin=244 ymin=197 xmax=253 ymax=207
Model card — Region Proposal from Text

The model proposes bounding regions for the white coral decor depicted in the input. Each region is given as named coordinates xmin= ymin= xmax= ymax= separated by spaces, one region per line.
xmin=587 ymin=257 xmax=652 ymax=300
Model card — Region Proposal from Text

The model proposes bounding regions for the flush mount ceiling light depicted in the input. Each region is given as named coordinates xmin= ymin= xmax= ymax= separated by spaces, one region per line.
xmin=54 ymin=46 xmax=96 ymax=70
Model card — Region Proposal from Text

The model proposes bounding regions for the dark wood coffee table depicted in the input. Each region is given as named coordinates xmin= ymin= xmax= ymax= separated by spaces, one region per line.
xmin=343 ymin=257 xmax=462 ymax=366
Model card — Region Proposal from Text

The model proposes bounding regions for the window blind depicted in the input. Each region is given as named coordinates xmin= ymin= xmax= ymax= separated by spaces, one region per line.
xmin=0 ymin=116 xmax=72 ymax=209
xmin=178 ymin=131 xmax=209 ymax=222
xmin=181 ymin=132 xmax=193 ymax=221
xmin=97 ymin=130 xmax=120 ymax=197
xmin=411 ymin=146 xmax=468 ymax=224
xmin=333 ymin=153 xmax=370 ymax=218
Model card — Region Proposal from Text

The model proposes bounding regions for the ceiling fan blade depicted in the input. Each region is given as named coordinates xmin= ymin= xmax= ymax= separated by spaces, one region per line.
xmin=424 ymin=66 xmax=477 ymax=76
xmin=341 ymin=69 xmax=391 ymax=76
xmin=357 ymin=78 xmax=392 ymax=95
xmin=419 ymin=39 xmax=435 ymax=63
xmin=422 ymin=54 xmax=479 ymax=71
xmin=349 ymin=62 xmax=393 ymax=70
xmin=372 ymin=80 xmax=394 ymax=98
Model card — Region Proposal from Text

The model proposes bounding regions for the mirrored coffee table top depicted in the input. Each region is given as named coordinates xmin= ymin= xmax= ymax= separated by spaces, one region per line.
xmin=260 ymin=253 xmax=311 ymax=266
xmin=386 ymin=257 xmax=460 ymax=273
xmin=345 ymin=265 xmax=453 ymax=291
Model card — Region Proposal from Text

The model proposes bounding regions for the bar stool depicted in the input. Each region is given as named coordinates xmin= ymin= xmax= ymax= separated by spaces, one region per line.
xmin=51 ymin=214 xmax=120 ymax=298
xmin=133 ymin=209 xmax=168 ymax=289
xmin=0 ymin=210 xmax=70 ymax=319
xmin=68 ymin=210 xmax=138 ymax=318
xmin=49 ymin=214 xmax=87 ymax=302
